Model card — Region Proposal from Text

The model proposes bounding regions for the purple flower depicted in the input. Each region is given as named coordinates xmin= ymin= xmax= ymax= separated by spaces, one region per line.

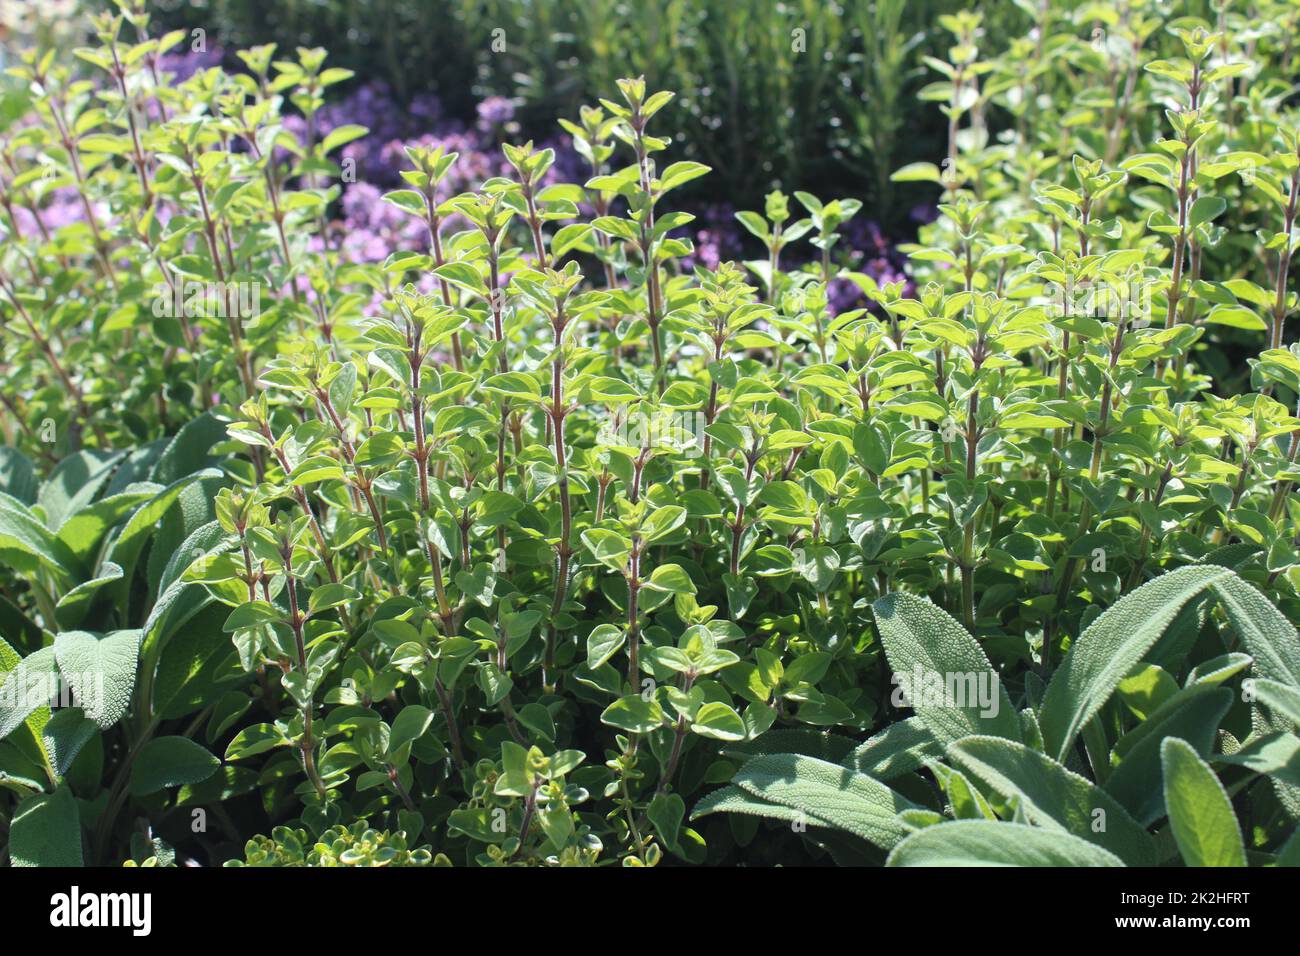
xmin=476 ymin=96 xmax=516 ymax=129
xmin=158 ymin=45 xmax=225 ymax=83
xmin=909 ymin=202 xmax=939 ymax=225
xmin=674 ymin=202 xmax=744 ymax=272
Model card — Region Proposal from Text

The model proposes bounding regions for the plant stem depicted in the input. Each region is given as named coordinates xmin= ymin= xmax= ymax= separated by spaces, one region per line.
xmin=283 ymin=563 xmax=328 ymax=798
xmin=631 ymin=112 xmax=665 ymax=387
xmin=1268 ymin=160 xmax=1300 ymax=351
xmin=513 ymin=777 xmax=541 ymax=860
xmin=626 ymin=535 xmax=642 ymax=688
xmin=545 ymin=306 xmax=572 ymax=693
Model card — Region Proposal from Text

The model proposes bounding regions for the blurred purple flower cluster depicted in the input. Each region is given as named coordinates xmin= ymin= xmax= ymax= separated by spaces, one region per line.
xmin=7 ymin=180 xmax=83 ymax=233
xmin=282 ymin=80 xmax=447 ymax=189
xmin=158 ymin=43 xmax=226 ymax=83
xmin=17 ymin=57 xmax=915 ymax=314
xmin=294 ymin=80 xmax=914 ymax=314
xmin=677 ymin=202 xmax=746 ymax=273
xmin=670 ymin=202 xmax=918 ymax=314
xmin=827 ymin=217 xmax=914 ymax=313
xmin=292 ymin=80 xmax=585 ymax=270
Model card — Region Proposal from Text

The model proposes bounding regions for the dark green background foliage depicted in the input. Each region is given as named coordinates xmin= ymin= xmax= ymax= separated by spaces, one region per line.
xmin=149 ymin=0 xmax=981 ymax=223
xmin=2 ymin=0 xmax=1300 ymax=869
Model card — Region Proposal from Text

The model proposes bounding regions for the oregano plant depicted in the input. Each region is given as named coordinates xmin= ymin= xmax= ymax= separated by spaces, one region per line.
xmin=1 ymin=0 xmax=1300 ymax=873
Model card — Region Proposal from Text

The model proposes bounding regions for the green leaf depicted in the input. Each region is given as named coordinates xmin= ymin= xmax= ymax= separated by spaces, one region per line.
xmin=53 ymin=492 xmax=151 ymax=569
xmin=886 ymin=820 xmax=1125 ymax=867
xmin=590 ymin=216 xmax=639 ymax=242
xmin=1206 ymin=305 xmax=1266 ymax=331
xmin=691 ymin=701 xmax=746 ymax=741
xmin=41 ymin=708 xmax=98 ymax=776
xmin=307 ymin=582 xmax=360 ymax=616
xmin=582 ymin=528 xmax=632 ymax=570
xmin=585 ymin=375 xmax=641 ymax=403
xmin=477 ymin=490 xmax=525 ymax=527
xmin=891 ymin=162 xmax=944 ymax=184
xmin=727 ymin=752 xmax=918 ymax=849
xmin=0 ymin=644 xmax=58 ymax=741
xmin=1039 ymin=566 xmax=1233 ymax=761
xmin=641 ymin=505 xmax=686 ymax=543
xmin=141 ymin=521 xmax=231 ymax=648
xmin=1116 ymin=663 xmax=1178 ymax=719
xmin=947 ymin=735 xmax=1156 ymax=865
xmin=846 ymin=717 xmax=941 ymax=780
xmin=692 ymin=784 xmax=820 ymax=827
xmin=647 ymin=791 xmax=685 ymax=850
xmin=1189 ymin=195 xmax=1227 ymax=228
xmin=389 ymin=705 xmax=434 ymax=753
xmin=586 ymin=624 xmax=626 ymax=669
xmin=320 ymin=123 xmax=368 ymax=154
xmin=289 ymin=456 xmax=346 ymax=485
xmin=0 ymin=447 xmax=37 ymax=503
xmin=1253 ymin=678 xmax=1300 ymax=725
xmin=130 ymin=736 xmax=220 ymax=795
xmin=1103 ymin=685 xmax=1233 ymax=825
xmin=54 ymin=562 xmax=124 ymax=629
xmin=1161 ymin=737 xmax=1246 ymax=867
xmin=734 ymin=211 xmax=770 ymax=241
xmin=107 ymin=469 xmax=223 ymax=614
xmin=354 ymin=433 xmax=404 ymax=468
xmin=871 ymin=592 xmax=1020 ymax=745
xmin=150 ymin=411 xmax=225 ymax=484
xmin=551 ymin=222 xmax=592 ymax=258
xmin=9 ymin=785 xmax=83 ymax=867
xmin=723 ymin=573 xmax=757 ymax=618
xmin=447 ymin=807 xmax=507 ymax=844
xmin=1209 ymin=574 xmax=1300 ymax=687
xmin=600 ymin=695 xmax=665 ymax=734
xmin=223 ymin=601 xmax=281 ymax=631
xmin=481 ymin=371 xmax=543 ymax=404
xmin=933 ymin=762 xmax=994 ymax=820
xmin=657 ymin=161 xmax=711 ymax=193
xmin=645 ymin=563 xmax=696 ymax=595
xmin=383 ymin=189 xmax=427 ymax=216
xmin=52 ymin=629 xmax=141 ymax=729
xmin=225 ymin=723 xmax=290 ymax=761
xmin=0 ymin=491 xmax=79 ymax=584
xmin=37 ymin=449 xmax=123 ymax=529
xmin=152 ymin=605 xmax=238 ymax=720
xmin=1218 ymin=732 xmax=1300 ymax=787
xmin=477 ymin=663 xmax=514 ymax=706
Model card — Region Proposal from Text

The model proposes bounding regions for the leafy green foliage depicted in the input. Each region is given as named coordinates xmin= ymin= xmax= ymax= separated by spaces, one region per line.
xmin=1161 ymin=737 xmax=1247 ymax=867
xmin=8 ymin=786 xmax=83 ymax=866
xmin=226 ymin=822 xmax=446 ymax=867
xmin=4 ymin=0 xmax=1300 ymax=869
xmin=886 ymin=820 xmax=1125 ymax=867
xmin=700 ymin=570 xmax=1300 ymax=865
